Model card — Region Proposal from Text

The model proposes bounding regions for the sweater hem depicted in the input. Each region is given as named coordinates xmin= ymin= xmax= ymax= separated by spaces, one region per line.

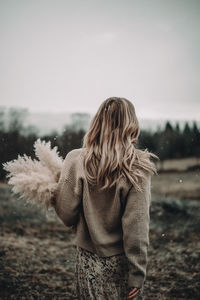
xmin=75 ymin=240 xmax=125 ymax=258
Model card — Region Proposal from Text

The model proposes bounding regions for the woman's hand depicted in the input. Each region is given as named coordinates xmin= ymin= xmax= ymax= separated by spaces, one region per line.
xmin=127 ymin=287 xmax=140 ymax=299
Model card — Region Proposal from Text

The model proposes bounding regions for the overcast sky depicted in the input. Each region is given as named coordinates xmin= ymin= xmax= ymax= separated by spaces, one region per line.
xmin=0 ymin=0 xmax=200 ymax=120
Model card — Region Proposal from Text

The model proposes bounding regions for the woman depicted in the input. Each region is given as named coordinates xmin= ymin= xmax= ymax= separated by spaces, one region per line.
xmin=53 ymin=97 xmax=157 ymax=300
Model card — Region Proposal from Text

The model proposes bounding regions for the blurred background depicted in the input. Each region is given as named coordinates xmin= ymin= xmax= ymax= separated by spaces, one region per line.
xmin=0 ymin=0 xmax=200 ymax=299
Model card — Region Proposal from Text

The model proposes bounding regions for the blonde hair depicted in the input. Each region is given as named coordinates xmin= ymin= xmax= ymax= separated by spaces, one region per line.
xmin=82 ymin=97 xmax=157 ymax=191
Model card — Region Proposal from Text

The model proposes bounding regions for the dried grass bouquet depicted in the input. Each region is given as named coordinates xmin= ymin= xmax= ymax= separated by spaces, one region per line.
xmin=3 ymin=139 xmax=63 ymax=210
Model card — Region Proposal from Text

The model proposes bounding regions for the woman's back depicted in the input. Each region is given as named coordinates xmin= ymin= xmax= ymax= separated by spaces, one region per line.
xmin=54 ymin=146 xmax=152 ymax=290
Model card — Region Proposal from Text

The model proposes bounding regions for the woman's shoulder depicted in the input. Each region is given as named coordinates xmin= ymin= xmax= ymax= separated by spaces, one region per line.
xmin=65 ymin=147 xmax=86 ymax=161
xmin=63 ymin=148 xmax=86 ymax=173
xmin=60 ymin=148 xmax=86 ymax=181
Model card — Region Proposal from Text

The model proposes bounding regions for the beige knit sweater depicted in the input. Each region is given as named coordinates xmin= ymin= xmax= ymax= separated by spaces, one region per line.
xmin=54 ymin=148 xmax=152 ymax=288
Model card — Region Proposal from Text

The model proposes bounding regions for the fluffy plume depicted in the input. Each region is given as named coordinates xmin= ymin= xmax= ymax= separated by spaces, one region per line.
xmin=34 ymin=139 xmax=63 ymax=181
xmin=3 ymin=139 xmax=64 ymax=210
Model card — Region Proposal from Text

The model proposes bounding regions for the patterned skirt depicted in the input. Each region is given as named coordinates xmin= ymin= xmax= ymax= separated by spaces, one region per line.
xmin=74 ymin=246 xmax=144 ymax=300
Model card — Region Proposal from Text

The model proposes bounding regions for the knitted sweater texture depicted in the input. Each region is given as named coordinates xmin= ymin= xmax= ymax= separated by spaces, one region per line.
xmin=54 ymin=148 xmax=152 ymax=288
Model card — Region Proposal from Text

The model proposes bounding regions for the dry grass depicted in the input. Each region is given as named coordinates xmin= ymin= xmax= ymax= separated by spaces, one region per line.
xmin=156 ymin=157 xmax=200 ymax=172
xmin=152 ymin=170 xmax=200 ymax=200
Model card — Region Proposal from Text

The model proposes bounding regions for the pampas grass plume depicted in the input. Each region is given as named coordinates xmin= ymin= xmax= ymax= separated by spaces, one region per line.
xmin=3 ymin=139 xmax=64 ymax=210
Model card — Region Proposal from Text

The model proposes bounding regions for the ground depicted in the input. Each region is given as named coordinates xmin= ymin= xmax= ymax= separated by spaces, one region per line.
xmin=0 ymin=170 xmax=200 ymax=299
xmin=152 ymin=170 xmax=200 ymax=200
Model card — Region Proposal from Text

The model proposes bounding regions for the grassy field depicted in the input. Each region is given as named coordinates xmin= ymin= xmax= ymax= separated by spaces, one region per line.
xmin=156 ymin=157 xmax=200 ymax=172
xmin=0 ymin=170 xmax=200 ymax=299
xmin=152 ymin=170 xmax=200 ymax=200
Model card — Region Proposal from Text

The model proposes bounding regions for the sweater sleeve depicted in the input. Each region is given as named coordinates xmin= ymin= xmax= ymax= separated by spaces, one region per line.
xmin=53 ymin=150 xmax=83 ymax=227
xmin=121 ymin=173 xmax=151 ymax=288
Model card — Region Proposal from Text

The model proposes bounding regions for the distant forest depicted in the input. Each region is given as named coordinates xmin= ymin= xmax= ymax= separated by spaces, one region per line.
xmin=0 ymin=108 xmax=200 ymax=179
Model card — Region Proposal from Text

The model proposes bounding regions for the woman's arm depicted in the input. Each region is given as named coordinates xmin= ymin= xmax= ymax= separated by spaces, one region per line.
xmin=52 ymin=150 xmax=83 ymax=227
xmin=122 ymin=173 xmax=151 ymax=289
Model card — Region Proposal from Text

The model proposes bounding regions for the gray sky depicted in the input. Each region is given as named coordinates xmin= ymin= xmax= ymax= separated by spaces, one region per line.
xmin=0 ymin=0 xmax=200 ymax=120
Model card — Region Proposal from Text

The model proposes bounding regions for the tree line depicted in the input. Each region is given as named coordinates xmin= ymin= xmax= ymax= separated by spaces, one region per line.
xmin=138 ymin=121 xmax=200 ymax=160
xmin=0 ymin=108 xmax=200 ymax=180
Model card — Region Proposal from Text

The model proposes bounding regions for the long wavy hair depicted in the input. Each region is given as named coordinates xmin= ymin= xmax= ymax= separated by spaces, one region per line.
xmin=82 ymin=97 xmax=157 ymax=191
